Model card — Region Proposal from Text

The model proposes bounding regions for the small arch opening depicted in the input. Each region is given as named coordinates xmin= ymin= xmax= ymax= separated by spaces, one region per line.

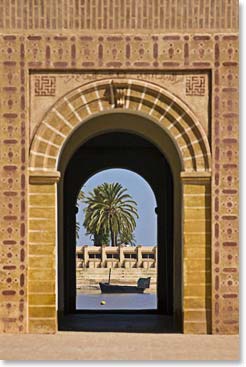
xmin=76 ymin=168 xmax=157 ymax=246
xmin=75 ymin=168 xmax=158 ymax=311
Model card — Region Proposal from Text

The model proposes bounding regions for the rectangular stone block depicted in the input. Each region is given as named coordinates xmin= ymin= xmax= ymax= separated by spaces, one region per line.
xmin=184 ymin=195 xmax=211 ymax=208
xmin=29 ymin=256 xmax=54 ymax=269
xmin=29 ymin=218 xmax=55 ymax=231
xmin=184 ymin=297 xmax=211 ymax=309
xmin=29 ymin=245 xmax=55 ymax=256
xmin=29 ymin=184 xmax=54 ymax=192
xmin=185 ymin=259 xmax=210 ymax=272
xmin=29 ymin=306 xmax=56 ymax=318
xmin=184 ymin=247 xmax=210 ymax=258
xmin=184 ymin=219 xmax=211 ymax=233
xmin=184 ymin=271 xmax=210 ymax=284
xmin=29 ymin=231 xmax=55 ymax=243
xmin=29 ymin=184 xmax=56 ymax=194
xmin=29 ymin=219 xmax=55 ymax=232
xmin=28 ymin=268 xmax=55 ymax=282
xmin=183 ymin=322 xmax=208 ymax=334
xmin=29 ymin=281 xmax=55 ymax=294
xmin=184 ymin=184 xmax=210 ymax=195
xmin=184 ymin=285 xmax=210 ymax=298
xmin=184 ymin=310 xmax=211 ymax=322
xmin=29 ymin=207 xmax=55 ymax=219
xmin=184 ymin=207 xmax=211 ymax=220
xmin=28 ymin=319 xmax=56 ymax=334
xmin=29 ymin=194 xmax=55 ymax=206
xmin=29 ymin=294 xmax=55 ymax=306
xmin=183 ymin=233 xmax=211 ymax=246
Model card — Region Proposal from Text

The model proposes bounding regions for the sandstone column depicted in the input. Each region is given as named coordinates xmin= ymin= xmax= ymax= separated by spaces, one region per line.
xmin=181 ymin=172 xmax=211 ymax=334
xmin=28 ymin=171 xmax=60 ymax=333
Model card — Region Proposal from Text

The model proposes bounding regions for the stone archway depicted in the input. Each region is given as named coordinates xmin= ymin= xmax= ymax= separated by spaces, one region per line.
xmin=28 ymin=79 xmax=211 ymax=334
xmin=29 ymin=78 xmax=211 ymax=173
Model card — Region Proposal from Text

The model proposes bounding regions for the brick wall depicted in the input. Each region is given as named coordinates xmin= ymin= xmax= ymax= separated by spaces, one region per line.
xmin=0 ymin=1 xmax=238 ymax=32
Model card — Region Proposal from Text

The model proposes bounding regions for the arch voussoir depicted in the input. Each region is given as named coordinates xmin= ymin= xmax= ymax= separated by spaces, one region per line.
xmin=29 ymin=78 xmax=211 ymax=174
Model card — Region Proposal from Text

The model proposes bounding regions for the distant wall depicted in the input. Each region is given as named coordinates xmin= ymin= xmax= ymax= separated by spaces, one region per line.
xmin=76 ymin=245 xmax=157 ymax=294
xmin=76 ymin=245 xmax=157 ymax=269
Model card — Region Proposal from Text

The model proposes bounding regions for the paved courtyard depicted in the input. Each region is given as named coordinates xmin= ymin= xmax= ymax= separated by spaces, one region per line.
xmin=0 ymin=333 xmax=239 ymax=360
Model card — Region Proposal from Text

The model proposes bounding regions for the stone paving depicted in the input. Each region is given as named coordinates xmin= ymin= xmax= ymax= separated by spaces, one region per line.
xmin=0 ymin=333 xmax=239 ymax=360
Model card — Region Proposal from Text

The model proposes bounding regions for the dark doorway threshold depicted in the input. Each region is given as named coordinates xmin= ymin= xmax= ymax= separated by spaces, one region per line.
xmin=58 ymin=312 xmax=180 ymax=333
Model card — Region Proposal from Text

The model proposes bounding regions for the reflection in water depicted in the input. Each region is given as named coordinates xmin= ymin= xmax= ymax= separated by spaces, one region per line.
xmin=76 ymin=293 xmax=157 ymax=310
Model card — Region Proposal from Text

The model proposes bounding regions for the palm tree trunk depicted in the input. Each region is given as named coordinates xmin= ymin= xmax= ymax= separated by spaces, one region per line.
xmin=114 ymin=233 xmax=117 ymax=246
xmin=109 ymin=217 xmax=115 ymax=246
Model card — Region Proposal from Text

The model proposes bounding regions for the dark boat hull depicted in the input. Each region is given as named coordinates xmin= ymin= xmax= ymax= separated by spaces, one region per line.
xmin=99 ymin=283 xmax=145 ymax=294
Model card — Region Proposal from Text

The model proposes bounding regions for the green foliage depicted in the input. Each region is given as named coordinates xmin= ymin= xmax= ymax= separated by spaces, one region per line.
xmin=76 ymin=222 xmax=80 ymax=239
xmin=82 ymin=182 xmax=138 ymax=246
xmin=75 ymin=190 xmax=85 ymax=240
xmin=118 ymin=229 xmax=136 ymax=246
xmin=77 ymin=190 xmax=85 ymax=202
xmin=93 ymin=230 xmax=110 ymax=246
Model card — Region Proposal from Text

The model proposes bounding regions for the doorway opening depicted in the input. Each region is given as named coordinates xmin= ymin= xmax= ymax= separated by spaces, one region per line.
xmin=76 ymin=168 xmax=158 ymax=311
xmin=58 ymin=131 xmax=179 ymax=332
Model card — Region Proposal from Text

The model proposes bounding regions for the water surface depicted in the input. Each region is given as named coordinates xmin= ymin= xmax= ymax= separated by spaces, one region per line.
xmin=76 ymin=293 xmax=157 ymax=310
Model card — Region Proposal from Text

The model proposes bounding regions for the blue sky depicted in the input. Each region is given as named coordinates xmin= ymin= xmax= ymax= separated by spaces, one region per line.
xmin=76 ymin=168 xmax=157 ymax=246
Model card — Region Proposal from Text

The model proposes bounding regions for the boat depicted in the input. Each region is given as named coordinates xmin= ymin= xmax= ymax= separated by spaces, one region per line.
xmin=99 ymin=269 xmax=151 ymax=294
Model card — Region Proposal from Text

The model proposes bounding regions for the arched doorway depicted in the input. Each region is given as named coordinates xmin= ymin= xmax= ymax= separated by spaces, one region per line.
xmin=58 ymin=131 xmax=176 ymax=331
xmin=28 ymin=79 xmax=211 ymax=334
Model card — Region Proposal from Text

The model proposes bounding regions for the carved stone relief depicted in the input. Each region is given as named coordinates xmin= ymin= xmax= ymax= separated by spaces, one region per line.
xmin=30 ymin=71 xmax=209 ymax=139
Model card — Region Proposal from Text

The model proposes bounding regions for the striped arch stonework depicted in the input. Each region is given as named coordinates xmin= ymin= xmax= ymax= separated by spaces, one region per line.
xmin=30 ymin=79 xmax=211 ymax=174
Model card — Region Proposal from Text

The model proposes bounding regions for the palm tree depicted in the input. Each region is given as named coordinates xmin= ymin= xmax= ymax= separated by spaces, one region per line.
xmin=77 ymin=190 xmax=85 ymax=202
xmin=93 ymin=230 xmax=110 ymax=246
xmin=76 ymin=190 xmax=85 ymax=242
xmin=83 ymin=182 xmax=138 ymax=246
xmin=117 ymin=228 xmax=136 ymax=246
xmin=76 ymin=222 xmax=80 ymax=240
